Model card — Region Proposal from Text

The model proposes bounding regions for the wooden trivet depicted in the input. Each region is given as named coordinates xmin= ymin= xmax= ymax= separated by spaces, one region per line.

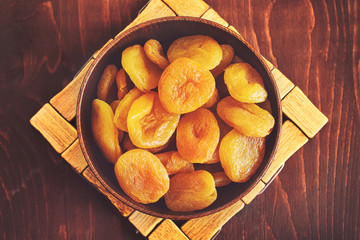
xmin=30 ymin=0 xmax=328 ymax=239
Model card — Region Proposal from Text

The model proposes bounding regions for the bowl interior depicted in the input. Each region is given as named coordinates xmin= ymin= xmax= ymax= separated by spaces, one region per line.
xmin=77 ymin=17 xmax=282 ymax=220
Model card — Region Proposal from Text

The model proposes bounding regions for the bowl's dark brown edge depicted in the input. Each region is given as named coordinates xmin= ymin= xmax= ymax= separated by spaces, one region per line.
xmin=76 ymin=16 xmax=282 ymax=220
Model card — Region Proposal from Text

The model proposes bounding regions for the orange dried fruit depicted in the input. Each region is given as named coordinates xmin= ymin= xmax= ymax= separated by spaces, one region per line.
xmin=110 ymin=100 xmax=120 ymax=113
xmin=121 ymin=133 xmax=174 ymax=154
xmin=167 ymin=35 xmax=222 ymax=70
xmin=203 ymin=114 xmax=232 ymax=164
xmin=176 ymin=108 xmax=219 ymax=163
xmin=115 ymin=68 xmax=130 ymax=100
xmin=217 ymin=96 xmax=274 ymax=137
xmin=114 ymin=88 xmax=143 ymax=132
xmin=211 ymin=44 xmax=235 ymax=78
xmin=127 ymin=91 xmax=180 ymax=149
xmin=144 ymin=39 xmax=169 ymax=70
xmin=156 ymin=151 xmax=194 ymax=175
xmin=224 ymin=63 xmax=267 ymax=103
xmin=97 ymin=64 xmax=118 ymax=102
xmin=202 ymin=88 xmax=219 ymax=109
xmin=164 ymin=170 xmax=217 ymax=212
xmin=219 ymin=129 xmax=265 ymax=182
xmin=91 ymin=99 xmax=122 ymax=164
xmin=158 ymin=58 xmax=215 ymax=114
xmin=121 ymin=45 xmax=162 ymax=92
xmin=114 ymin=149 xmax=169 ymax=204
xmin=211 ymin=172 xmax=232 ymax=187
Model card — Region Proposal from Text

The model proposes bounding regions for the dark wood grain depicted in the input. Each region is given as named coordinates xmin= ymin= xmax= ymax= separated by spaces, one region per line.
xmin=0 ymin=0 xmax=359 ymax=239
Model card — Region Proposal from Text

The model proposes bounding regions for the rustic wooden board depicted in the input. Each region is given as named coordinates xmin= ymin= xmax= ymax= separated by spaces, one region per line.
xmin=61 ymin=139 xmax=88 ymax=173
xmin=262 ymin=120 xmax=309 ymax=183
xmin=181 ymin=200 xmax=245 ymax=240
xmin=149 ymin=219 xmax=189 ymax=240
xmin=29 ymin=0 xmax=328 ymax=239
xmin=128 ymin=211 xmax=163 ymax=237
xmin=282 ymin=86 xmax=328 ymax=138
xmin=50 ymin=59 xmax=94 ymax=121
xmin=30 ymin=103 xmax=77 ymax=153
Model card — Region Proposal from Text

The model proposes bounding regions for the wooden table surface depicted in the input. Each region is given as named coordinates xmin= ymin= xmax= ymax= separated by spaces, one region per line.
xmin=1 ymin=0 xmax=359 ymax=239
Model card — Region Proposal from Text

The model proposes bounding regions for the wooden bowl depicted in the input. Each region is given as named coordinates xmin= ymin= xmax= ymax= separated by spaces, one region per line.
xmin=77 ymin=17 xmax=282 ymax=220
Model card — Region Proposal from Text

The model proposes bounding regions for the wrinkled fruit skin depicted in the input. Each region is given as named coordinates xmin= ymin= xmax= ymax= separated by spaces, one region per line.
xmin=164 ymin=170 xmax=217 ymax=212
xmin=217 ymin=96 xmax=274 ymax=137
xmin=116 ymin=68 xmax=130 ymax=100
xmin=115 ymin=149 xmax=169 ymax=204
xmin=167 ymin=35 xmax=222 ymax=70
xmin=144 ymin=39 xmax=169 ymax=70
xmin=202 ymin=88 xmax=219 ymax=109
xmin=127 ymin=91 xmax=180 ymax=149
xmin=122 ymin=45 xmax=162 ymax=92
xmin=158 ymin=58 xmax=215 ymax=114
xmin=156 ymin=151 xmax=194 ymax=175
xmin=114 ymin=88 xmax=143 ymax=132
xmin=211 ymin=171 xmax=232 ymax=187
xmin=176 ymin=108 xmax=220 ymax=163
xmin=97 ymin=64 xmax=118 ymax=102
xmin=92 ymin=99 xmax=122 ymax=164
xmin=121 ymin=132 xmax=174 ymax=154
xmin=224 ymin=63 xmax=267 ymax=103
xmin=219 ymin=129 xmax=265 ymax=182
xmin=211 ymin=44 xmax=235 ymax=78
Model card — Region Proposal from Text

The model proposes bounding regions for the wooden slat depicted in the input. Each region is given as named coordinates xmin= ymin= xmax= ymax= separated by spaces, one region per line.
xmin=272 ymin=67 xmax=295 ymax=99
xmin=30 ymin=103 xmax=77 ymax=153
xmin=201 ymin=8 xmax=229 ymax=27
xmin=181 ymin=200 xmax=245 ymax=240
xmin=93 ymin=39 xmax=113 ymax=59
xmin=263 ymin=56 xmax=274 ymax=71
xmin=241 ymin=181 xmax=266 ymax=205
xmin=61 ymin=139 xmax=88 ymax=173
xmin=262 ymin=120 xmax=309 ymax=183
xmin=163 ymin=0 xmax=209 ymax=17
xmin=227 ymin=25 xmax=241 ymax=36
xmin=115 ymin=0 xmax=175 ymax=38
xmin=128 ymin=211 xmax=162 ymax=237
xmin=282 ymin=86 xmax=328 ymax=138
xmin=149 ymin=219 xmax=189 ymax=240
xmin=82 ymin=168 xmax=134 ymax=217
xmin=50 ymin=59 xmax=94 ymax=121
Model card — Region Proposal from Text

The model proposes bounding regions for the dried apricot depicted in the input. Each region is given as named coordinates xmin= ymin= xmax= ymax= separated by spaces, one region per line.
xmin=114 ymin=149 xmax=169 ymax=204
xmin=114 ymin=88 xmax=143 ymax=132
xmin=203 ymin=114 xmax=232 ymax=164
xmin=127 ymin=91 xmax=180 ymax=148
xmin=211 ymin=44 xmax=235 ymax=78
xmin=110 ymin=100 xmax=120 ymax=113
xmin=121 ymin=45 xmax=162 ymax=92
xmin=217 ymin=96 xmax=274 ymax=137
xmin=121 ymin=133 xmax=174 ymax=154
xmin=97 ymin=64 xmax=118 ymax=102
xmin=224 ymin=63 xmax=267 ymax=103
xmin=92 ymin=99 xmax=122 ymax=164
xmin=167 ymin=35 xmax=222 ymax=70
xmin=158 ymin=58 xmax=215 ymax=114
xmin=116 ymin=68 xmax=130 ymax=100
xmin=156 ymin=151 xmax=194 ymax=175
xmin=202 ymin=88 xmax=219 ymax=109
xmin=164 ymin=170 xmax=217 ymax=212
xmin=219 ymin=130 xmax=265 ymax=182
xmin=144 ymin=39 xmax=169 ymax=70
xmin=211 ymin=172 xmax=232 ymax=187
xmin=176 ymin=108 xmax=219 ymax=163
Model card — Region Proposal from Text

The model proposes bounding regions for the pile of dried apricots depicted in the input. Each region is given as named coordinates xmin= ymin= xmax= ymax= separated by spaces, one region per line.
xmin=91 ymin=35 xmax=275 ymax=212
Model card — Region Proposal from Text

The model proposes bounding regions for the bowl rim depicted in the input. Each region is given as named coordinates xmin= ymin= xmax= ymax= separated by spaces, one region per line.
xmin=76 ymin=16 xmax=282 ymax=220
